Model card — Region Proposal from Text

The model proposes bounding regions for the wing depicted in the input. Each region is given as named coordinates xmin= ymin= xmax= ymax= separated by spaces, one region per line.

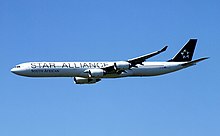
xmin=102 ymin=46 xmax=168 ymax=74
xmin=127 ymin=46 xmax=168 ymax=67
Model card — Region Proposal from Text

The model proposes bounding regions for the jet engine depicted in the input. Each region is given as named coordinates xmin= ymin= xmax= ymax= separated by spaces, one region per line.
xmin=114 ymin=61 xmax=130 ymax=70
xmin=73 ymin=77 xmax=101 ymax=84
xmin=84 ymin=68 xmax=105 ymax=78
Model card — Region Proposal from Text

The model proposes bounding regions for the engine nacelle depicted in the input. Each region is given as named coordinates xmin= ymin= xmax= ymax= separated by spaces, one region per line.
xmin=73 ymin=77 xmax=101 ymax=84
xmin=84 ymin=68 xmax=105 ymax=78
xmin=114 ymin=61 xmax=130 ymax=70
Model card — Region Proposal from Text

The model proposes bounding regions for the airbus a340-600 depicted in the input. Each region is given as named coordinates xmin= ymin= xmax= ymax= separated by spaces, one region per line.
xmin=11 ymin=39 xmax=208 ymax=84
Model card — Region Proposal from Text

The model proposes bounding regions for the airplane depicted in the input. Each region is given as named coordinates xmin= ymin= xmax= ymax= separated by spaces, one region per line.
xmin=11 ymin=39 xmax=208 ymax=84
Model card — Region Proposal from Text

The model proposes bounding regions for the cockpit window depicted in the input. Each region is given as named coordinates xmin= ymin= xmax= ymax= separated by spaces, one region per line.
xmin=16 ymin=65 xmax=20 ymax=68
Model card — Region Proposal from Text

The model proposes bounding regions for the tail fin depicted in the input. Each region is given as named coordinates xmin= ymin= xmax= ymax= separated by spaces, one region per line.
xmin=168 ymin=39 xmax=197 ymax=62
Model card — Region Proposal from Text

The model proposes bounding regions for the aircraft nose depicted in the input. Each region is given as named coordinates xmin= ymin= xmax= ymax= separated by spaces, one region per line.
xmin=11 ymin=68 xmax=17 ymax=74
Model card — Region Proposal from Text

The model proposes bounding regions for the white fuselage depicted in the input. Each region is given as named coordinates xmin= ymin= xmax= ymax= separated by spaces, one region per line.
xmin=10 ymin=39 xmax=207 ymax=84
xmin=11 ymin=61 xmax=187 ymax=78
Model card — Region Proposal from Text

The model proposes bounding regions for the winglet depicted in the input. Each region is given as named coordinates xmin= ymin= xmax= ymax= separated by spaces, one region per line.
xmin=161 ymin=45 xmax=168 ymax=52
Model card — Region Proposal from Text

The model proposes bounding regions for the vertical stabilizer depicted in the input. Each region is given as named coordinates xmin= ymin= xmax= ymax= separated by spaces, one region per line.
xmin=168 ymin=39 xmax=197 ymax=62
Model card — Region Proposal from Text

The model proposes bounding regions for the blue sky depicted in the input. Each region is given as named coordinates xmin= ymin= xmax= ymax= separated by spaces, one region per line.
xmin=1 ymin=0 xmax=219 ymax=136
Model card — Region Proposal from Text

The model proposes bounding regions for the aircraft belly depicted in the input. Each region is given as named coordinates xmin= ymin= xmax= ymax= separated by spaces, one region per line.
xmin=131 ymin=65 xmax=182 ymax=76
xmin=103 ymin=70 xmax=134 ymax=78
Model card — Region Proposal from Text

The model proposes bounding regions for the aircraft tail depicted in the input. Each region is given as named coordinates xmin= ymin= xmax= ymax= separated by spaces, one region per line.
xmin=181 ymin=57 xmax=209 ymax=67
xmin=168 ymin=39 xmax=197 ymax=62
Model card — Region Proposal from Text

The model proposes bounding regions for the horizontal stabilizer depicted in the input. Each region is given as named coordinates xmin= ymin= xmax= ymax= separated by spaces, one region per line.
xmin=181 ymin=57 xmax=209 ymax=67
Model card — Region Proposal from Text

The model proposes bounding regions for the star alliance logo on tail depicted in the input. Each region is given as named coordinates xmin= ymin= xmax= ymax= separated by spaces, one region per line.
xmin=181 ymin=49 xmax=190 ymax=59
